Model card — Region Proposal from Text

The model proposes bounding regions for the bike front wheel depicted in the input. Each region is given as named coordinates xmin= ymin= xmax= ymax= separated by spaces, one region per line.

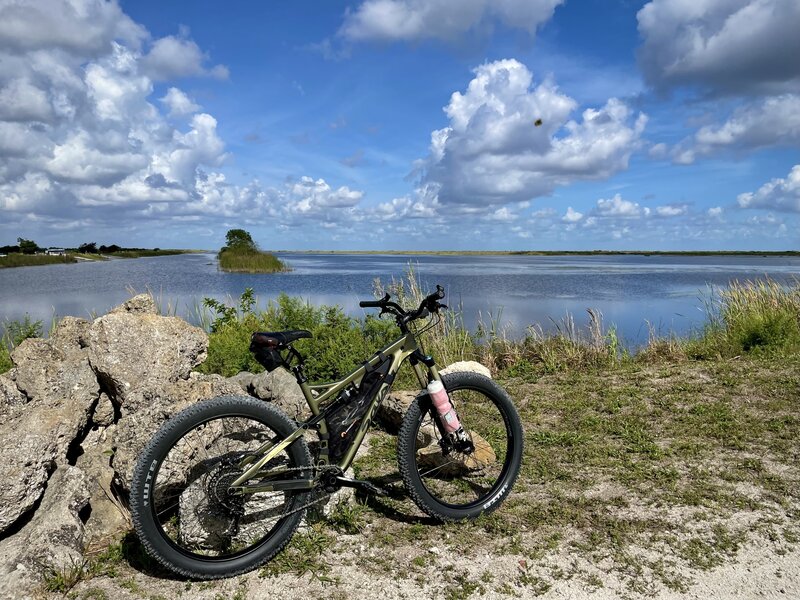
xmin=130 ymin=396 xmax=312 ymax=579
xmin=397 ymin=372 xmax=524 ymax=521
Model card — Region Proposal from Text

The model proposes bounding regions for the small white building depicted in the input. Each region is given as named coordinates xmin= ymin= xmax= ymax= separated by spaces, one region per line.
xmin=46 ymin=248 xmax=66 ymax=256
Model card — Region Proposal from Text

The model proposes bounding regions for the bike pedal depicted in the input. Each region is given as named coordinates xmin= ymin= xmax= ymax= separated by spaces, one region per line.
xmin=335 ymin=476 xmax=389 ymax=497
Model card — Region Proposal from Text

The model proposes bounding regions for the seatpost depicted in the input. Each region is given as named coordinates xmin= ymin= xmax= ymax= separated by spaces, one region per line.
xmin=285 ymin=346 xmax=308 ymax=384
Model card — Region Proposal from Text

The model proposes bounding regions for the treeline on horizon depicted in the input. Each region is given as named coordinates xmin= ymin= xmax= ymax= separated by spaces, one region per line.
xmin=0 ymin=238 xmax=169 ymax=255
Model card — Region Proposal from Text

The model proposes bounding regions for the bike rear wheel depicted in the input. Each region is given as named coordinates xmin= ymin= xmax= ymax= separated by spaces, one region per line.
xmin=397 ymin=372 xmax=523 ymax=521
xmin=131 ymin=396 xmax=312 ymax=579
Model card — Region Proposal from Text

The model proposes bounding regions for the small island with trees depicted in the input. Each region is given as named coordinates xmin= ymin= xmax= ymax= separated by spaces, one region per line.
xmin=0 ymin=238 xmax=191 ymax=268
xmin=218 ymin=229 xmax=289 ymax=273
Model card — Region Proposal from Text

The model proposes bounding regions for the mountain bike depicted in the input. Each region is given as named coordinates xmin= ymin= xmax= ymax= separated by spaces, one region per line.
xmin=131 ymin=285 xmax=524 ymax=579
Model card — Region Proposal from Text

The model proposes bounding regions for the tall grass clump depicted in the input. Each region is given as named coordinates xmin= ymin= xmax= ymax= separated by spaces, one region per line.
xmin=218 ymin=247 xmax=289 ymax=273
xmin=479 ymin=308 xmax=625 ymax=376
xmin=687 ymin=278 xmax=800 ymax=358
xmin=372 ymin=265 xmax=476 ymax=369
xmin=0 ymin=315 xmax=43 ymax=374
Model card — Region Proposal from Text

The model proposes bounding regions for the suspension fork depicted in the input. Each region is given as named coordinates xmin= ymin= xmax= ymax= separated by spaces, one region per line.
xmin=409 ymin=351 xmax=459 ymax=448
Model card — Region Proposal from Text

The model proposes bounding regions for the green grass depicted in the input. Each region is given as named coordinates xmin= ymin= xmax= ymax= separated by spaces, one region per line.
xmin=0 ymin=253 xmax=77 ymax=268
xmin=258 ymin=525 xmax=336 ymax=581
xmin=197 ymin=289 xmax=401 ymax=381
xmin=36 ymin=352 xmax=799 ymax=596
xmin=108 ymin=249 xmax=190 ymax=258
xmin=42 ymin=558 xmax=87 ymax=593
xmin=0 ymin=343 xmax=10 ymax=374
xmin=194 ymin=273 xmax=800 ymax=389
xmin=218 ymin=247 xmax=289 ymax=273
xmin=348 ymin=353 xmax=800 ymax=594
xmin=5 ymin=271 xmax=800 ymax=595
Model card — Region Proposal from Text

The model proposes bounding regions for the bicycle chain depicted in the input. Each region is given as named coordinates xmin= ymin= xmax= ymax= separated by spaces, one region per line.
xmin=242 ymin=464 xmax=340 ymax=519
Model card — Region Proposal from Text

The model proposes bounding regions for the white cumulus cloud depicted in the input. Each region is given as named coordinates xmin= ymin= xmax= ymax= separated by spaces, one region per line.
xmin=674 ymin=94 xmax=800 ymax=163
xmin=140 ymin=34 xmax=228 ymax=81
xmin=637 ymin=0 xmax=800 ymax=95
xmin=737 ymin=165 xmax=800 ymax=213
xmin=562 ymin=207 xmax=583 ymax=223
xmin=0 ymin=2 xmax=244 ymax=228
xmin=595 ymin=194 xmax=645 ymax=218
xmin=285 ymin=176 xmax=364 ymax=217
xmin=418 ymin=59 xmax=646 ymax=206
xmin=655 ymin=204 xmax=688 ymax=217
xmin=0 ymin=0 xmax=145 ymax=56
xmin=339 ymin=0 xmax=563 ymax=42
xmin=160 ymin=87 xmax=200 ymax=117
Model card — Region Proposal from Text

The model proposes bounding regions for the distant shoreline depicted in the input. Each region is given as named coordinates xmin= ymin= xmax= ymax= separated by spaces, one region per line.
xmin=0 ymin=249 xmax=197 ymax=269
xmin=277 ymin=249 xmax=800 ymax=257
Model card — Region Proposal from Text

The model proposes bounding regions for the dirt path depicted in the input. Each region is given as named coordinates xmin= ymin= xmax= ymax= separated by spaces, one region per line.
xmin=62 ymin=534 xmax=798 ymax=600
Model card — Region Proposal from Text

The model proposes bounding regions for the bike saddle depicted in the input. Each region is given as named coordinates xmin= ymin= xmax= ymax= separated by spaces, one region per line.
xmin=251 ymin=330 xmax=312 ymax=348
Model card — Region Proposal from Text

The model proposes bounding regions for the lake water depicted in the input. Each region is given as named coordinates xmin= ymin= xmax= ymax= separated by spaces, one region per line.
xmin=1 ymin=252 xmax=799 ymax=345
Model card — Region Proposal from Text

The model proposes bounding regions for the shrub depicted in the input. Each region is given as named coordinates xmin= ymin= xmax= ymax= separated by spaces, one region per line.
xmin=198 ymin=290 xmax=397 ymax=381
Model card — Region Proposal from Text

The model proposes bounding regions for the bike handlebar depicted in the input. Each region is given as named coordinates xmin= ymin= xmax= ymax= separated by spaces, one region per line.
xmin=359 ymin=285 xmax=447 ymax=329
xmin=359 ymin=294 xmax=390 ymax=308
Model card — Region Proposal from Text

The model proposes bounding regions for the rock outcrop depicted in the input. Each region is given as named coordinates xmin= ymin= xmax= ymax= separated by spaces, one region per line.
xmin=1 ymin=319 xmax=100 ymax=533
xmin=0 ymin=466 xmax=90 ymax=600
xmin=0 ymin=294 xmax=319 ymax=597
xmin=251 ymin=368 xmax=310 ymax=420
xmin=440 ymin=360 xmax=492 ymax=379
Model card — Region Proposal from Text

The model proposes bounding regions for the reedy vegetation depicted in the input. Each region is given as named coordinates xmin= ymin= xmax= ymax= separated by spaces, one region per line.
xmin=0 ymin=254 xmax=77 ymax=268
xmin=217 ymin=247 xmax=289 ymax=273
xmin=3 ymin=274 xmax=797 ymax=379
xmin=195 ymin=271 xmax=800 ymax=384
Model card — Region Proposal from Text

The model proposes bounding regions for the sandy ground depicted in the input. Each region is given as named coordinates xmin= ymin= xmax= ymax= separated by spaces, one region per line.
xmin=53 ymin=530 xmax=798 ymax=600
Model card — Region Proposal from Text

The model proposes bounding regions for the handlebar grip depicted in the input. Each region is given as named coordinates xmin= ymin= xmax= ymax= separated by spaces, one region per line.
xmin=423 ymin=285 xmax=445 ymax=306
xmin=359 ymin=293 xmax=390 ymax=308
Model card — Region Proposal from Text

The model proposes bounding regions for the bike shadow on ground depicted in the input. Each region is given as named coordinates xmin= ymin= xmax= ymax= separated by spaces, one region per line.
xmin=356 ymin=473 xmax=439 ymax=526
xmin=115 ymin=475 xmax=437 ymax=579
xmin=99 ymin=530 xmax=188 ymax=581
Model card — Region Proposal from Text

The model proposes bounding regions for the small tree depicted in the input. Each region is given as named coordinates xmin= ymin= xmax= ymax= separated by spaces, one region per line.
xmin=79 ymin=242 xmax=98 ymax=254
xmin=225 ymin=229 xmax=257 ymax=252
xmin=17 ymin=238 xmax=38 ymax=254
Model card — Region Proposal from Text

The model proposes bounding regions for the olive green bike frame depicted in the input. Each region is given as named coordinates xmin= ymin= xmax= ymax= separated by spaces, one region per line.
xmin=229 ymin=331 xmax=442 ymax=494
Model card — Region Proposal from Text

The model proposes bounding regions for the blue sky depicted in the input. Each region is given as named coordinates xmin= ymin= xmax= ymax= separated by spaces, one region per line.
xmin=0 ymin=0 xmax=798 ymax=250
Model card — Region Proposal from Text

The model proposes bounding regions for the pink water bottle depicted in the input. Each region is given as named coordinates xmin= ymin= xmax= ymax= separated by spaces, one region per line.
xmin=427 ymin=380 xmax=461 ymax=433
